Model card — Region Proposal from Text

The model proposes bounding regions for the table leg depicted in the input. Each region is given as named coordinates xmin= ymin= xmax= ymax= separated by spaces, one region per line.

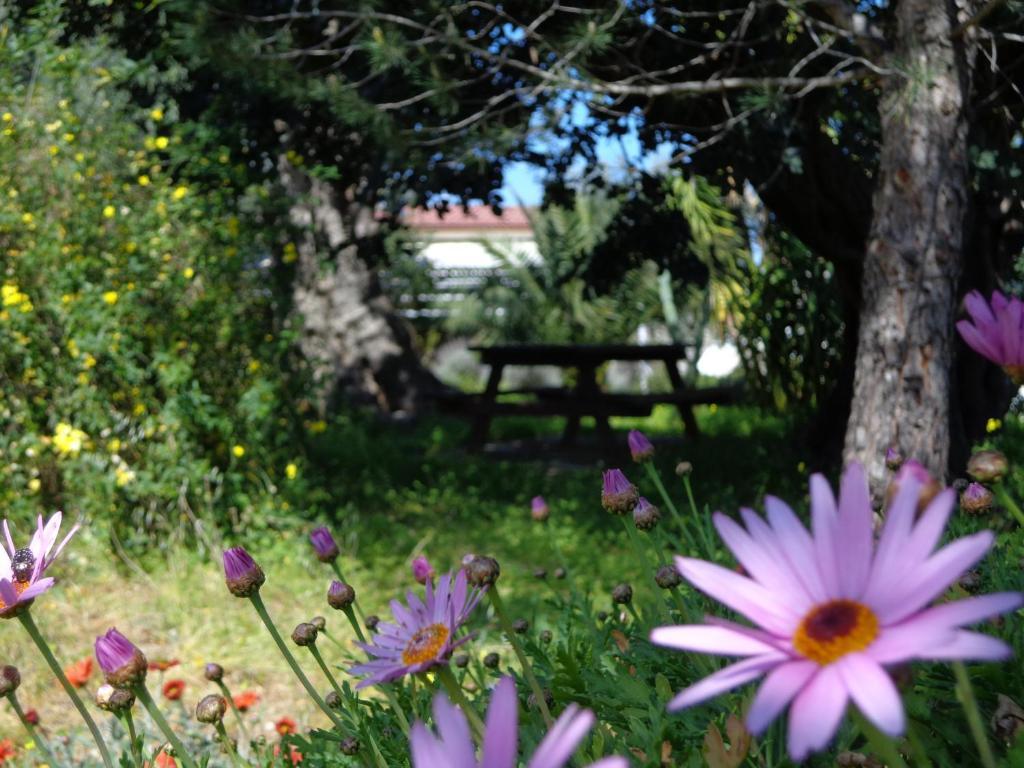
xmin=664 ymin=357 xmax=700 ymax=437
xmin=470 ymin=363 xmax=504 ymax=448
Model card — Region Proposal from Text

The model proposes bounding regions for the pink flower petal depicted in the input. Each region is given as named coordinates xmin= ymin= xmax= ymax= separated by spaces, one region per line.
xmin=675 ymin=557 xmax=799 ymax=636
xmin=18 ymin=576 xmax=54 ymax=601
xmin=863 ymin=476 xmax=924 ymax=600
xmin=746 ymin=659 xmax=817 ymax=735
xmin=410 ymin=722 xmax=451 ymax=768
xmin=836 ymin=654 xmax=904 ymax=736
xmin=481 ymin=677 xmax=518 ymax=768
xmin=965 ymin=290 xmax=998 ymax=328
xmin=529 ymin=705 xmax=594 ymax=768
xmin=809 ymin=474 xmax=841 ymax=596
xmin=921 ymin=630 xmax=1012 ymax=661
xmin=835 ymin=463 xmax=874 ymax=599
xmin=667 ymin=653 xmax=786 ymax=712
xmin=650 ymin=625 xmax=781 ymax=657
xmin=787 ymin=665 xmax=848 ymax=761
xmin=763 ymin=496 xmax=829 ymax=603
xmin=431 ymin=690 xmax=477 ymax=768
xmin=957 ymin=321 xmax=1003 ymax=364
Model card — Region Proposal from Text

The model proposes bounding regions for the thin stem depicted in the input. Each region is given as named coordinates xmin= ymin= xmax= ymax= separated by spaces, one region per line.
xmin=382 ymin=686 xmax=411 ymax=736
xmin=342 ymin=606 xmax=367 ymax=643
xmin=214 ymin=721 xmax=245 ymax=768
xmin=682 ymin=475 xmax=716 ymax=557
xmin=17 ymin=610 xmax=115 ymax=768
xmin=248 ymin=592 xmax=346 ymax=729
xmin=994 ymin=485 xmax=1024 ymax=527
xmin=953 ymin=661 xmax=998 ymax=768
xmin=437 ymin=666 xmax=486 ymax=741
xmin=123 ymin=710 xmax=144 ymax=768
xmin=852 ymin=707 xmax=909 ymax=768
xmin=643 ymin=462 xmax=689 ymax=538
xmin=215 ymin=681 xmax=250 ymax=739
xmin=135 ymin=684 xmax=197 ymax=768
xmin=361 ymin=719 xmax=389 ymax=768
xmin=905 ymin=718 xmax=934 ymax=768
xmin=488 ymin=587 xmax=553 ymax=726
xmin=6 ymin=692 xmax=59 ymax=766
xmin=308 ymin=643 xmax=346 ymax=699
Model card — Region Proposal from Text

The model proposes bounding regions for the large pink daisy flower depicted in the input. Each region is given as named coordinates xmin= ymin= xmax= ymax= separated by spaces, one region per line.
xmin=410 ymin=676 xmax=627 ymax=768
xmin=651 ymin=463 xmax=1021 ymax=761
xmin=1 ymin=512 xmax=79 ymax=618
xmin=350 ymin=569 xmax=482 ymax=688
xmin=957 ymin=289 xmax=1024 ymax=384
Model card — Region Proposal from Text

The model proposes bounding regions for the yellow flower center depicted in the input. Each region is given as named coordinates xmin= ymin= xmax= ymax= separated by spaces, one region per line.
xmin=792 ymin=599 xmax=879 ymax=665
xmin=401 ymin=623 xmax=450 ymax=666
xmin=0 ymin=580 xmax=31 ymax=613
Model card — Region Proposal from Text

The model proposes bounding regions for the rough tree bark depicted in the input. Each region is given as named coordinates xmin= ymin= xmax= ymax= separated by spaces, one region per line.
xmin=843 ymin=1 xmax=973 ymax=488
xmin=278 ymin=157 xmax=443 ymax=414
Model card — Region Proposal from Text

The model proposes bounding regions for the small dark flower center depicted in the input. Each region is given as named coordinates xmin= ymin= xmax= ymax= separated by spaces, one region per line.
xmin=11 ymin=548 xmax=35 ymax=583
xmin=793 ymin=599 xmax=879 ymax=665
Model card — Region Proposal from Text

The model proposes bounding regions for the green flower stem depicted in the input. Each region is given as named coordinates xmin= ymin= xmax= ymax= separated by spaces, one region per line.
xmin=619 ymin=516 xmax=657 ymax=573
xmin=6 ymin=692 xmax=58 ymax=766
xmin=135 ymin=684 xmax=197 ymax=768
xmin=624 ymin=601 xmax=643 ymax=626
xmin=953 ymin=661 xmax=998 ymax=768
xmin=852 ymin=707 xmax=909 ymax=768
xmin=214 ymin=721 xmax=245 ymax=768
xmin=994 ymin=485 xmax=1024 ymax=527
xmin=248 ymin=592 xmax=346 ymax=729
xmin=308 ymin=642 xmax=346 ymax=700
xmin=643 ymin=462 xmax=694 ymax=548
xmin=123 ymin=710 xmax=144 ymax=768
xmin=360 ymin=718 xmax=389 ymax=768
xmin=437 ymin=666 xmax=486 ymax=741
xmin=382 ymin=686 xmax=411 ymax=736
xmin=682 ymin=475 xmax=716 ymax=557
xmin=331 ymin=561 xmax=368 ymax=624
xmin=17 ymin=610 xmax=115 ymax=768
xmin=342 ymin=606 xmax=368 ymax=643
xmin=905 ymin=718 xmax=934 ymax=768
xmin=488 ymin=586 xmax=554 ymax=727
xmin=214 ymin=681 xmax=249 ymax=739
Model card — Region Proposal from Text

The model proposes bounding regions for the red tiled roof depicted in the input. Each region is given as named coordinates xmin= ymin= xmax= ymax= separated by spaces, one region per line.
xmin=400 ymin=205 xmax=534 ymax=232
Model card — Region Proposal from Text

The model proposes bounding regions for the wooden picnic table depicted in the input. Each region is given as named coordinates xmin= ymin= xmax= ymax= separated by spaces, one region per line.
xmin=438 ymin=343 xmax=740 ymax=449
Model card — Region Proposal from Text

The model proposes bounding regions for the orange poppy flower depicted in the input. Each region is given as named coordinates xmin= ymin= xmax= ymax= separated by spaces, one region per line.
xmin=232 ymin=690 xmax=260 ymax=711
xmin=275 ymin=716 xmax=297 ymax=736
xmin=154 ymin=750 xmax=177 ymax=767
xmin=162 ymin=679 xmax=186 ymax=701
xmin=273 ymin=744 xmax=303 ymax=764
xmin=148 ymin=659 xmax=181 ymax=672
xmin=0 ymin=740 xmax=15 ymax=762
xmin=65 ymin=657 xmax=93 ymax=687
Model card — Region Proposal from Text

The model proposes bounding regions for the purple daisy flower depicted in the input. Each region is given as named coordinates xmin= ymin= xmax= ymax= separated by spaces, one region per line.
xmin=410 ymin=676 xmax=627 ymax=768
xmin=627 ymin=429 xmax=655 ymax=462
xmin=0 ymin=512 xmax=79 ymax=618
xmin=222 ymin=546 xmax=265 ymax=597
xmin=350 ymin=570 xmax=482 ymax=688
xmin=957 ymin=289 xmax=1024 ymax=385
xmin=650 ymin=462 xmax=1022 ymax=761
xmin=600 ymin=469 xmax=638 ymax=515
xmin=309 ymin=526 xmax=340 ymax=563
xmin=530 ymin=495 xmax=550 ymax=522
xmin=95 ymin=628 xmax=147 ymax=687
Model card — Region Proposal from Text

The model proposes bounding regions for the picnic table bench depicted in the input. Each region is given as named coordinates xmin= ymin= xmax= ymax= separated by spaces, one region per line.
xmin=437 ymin=343 xmax=741 ymax=449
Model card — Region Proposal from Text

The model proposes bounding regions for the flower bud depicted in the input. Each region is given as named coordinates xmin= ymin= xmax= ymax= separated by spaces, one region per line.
xmin=611 ymin=583 xmax=633 ymax=605
xmin=95 ymin=628 xmax=148 ymax=687
xmin=0 ymin=665 xmax=20 ymax=695
xmin=627 ymin=430 xmax=655 ymax=462
xmin=885 ymin=446 xmax=904 ymax=471
xmin=327 ymin=580 xmax=356 ymax=610
xmin=633 ymin=497 xmax=661 ymax=531
xmin=364 ymin=615 xmax=380 ymax=631
xmin=483 ymin=652 xmax=500 ymax=669
xmin=968 ymin=450 xmax=1009 ymax=483
xmin=887 ymin=459 xmax=942 ymax=513
xmin=291 ymin=622 xmax=318 ymax=647
xmin=675 ymin=461 xmax=693 ymax=477
xmin=204 ymin=663 xmax=224 ymax=682
xmin=411 ymin=555 xmax=435 ymax=585
xmin=533 ymin=568 xmax=547 ymax=580
xmin=654 ymin=565 xmax=682 ymax=589
xmin=222 ymin=547 xmax=265 ymax=597
xmin=340 ymin=736 xmax=361 ymax=756
xmin=601 ymin=469 xmax=638 ymax=514
xmin=465 ymin=555 xmax=500 ymax=587
xmin=310 ymin=616 xmax=326 ymax=632
xmin=540 ymin=629 xmax=552 ymax=644
xmin=512 ymin=619 xmax=529 ymax=634
xmin=528 ymin=688 xmax=555 ymax=711
xmin=554 ymin=567 xmax=567 ymax=580
xmin=596 ymin=610 xmax=608 ymax=622
xmin=961 ymin=482 xmax=994 ymax=514
xmin=325 ymin=691 xmax=342 ymax=710
xmin=453 ymin=653 xmax=469 ymax=669
xmin=195 ymin=694 xmax=227 ymax=724
xmin=530 ymin=496 xmax=550 ymax=522
xmin=96 ymin=683 xmax=136 ymax=713
xmin=309 ymin=527 xmax=340 ymax=563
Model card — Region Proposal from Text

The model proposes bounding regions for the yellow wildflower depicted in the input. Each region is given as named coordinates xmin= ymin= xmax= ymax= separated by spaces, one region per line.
xmin=76 ymin=372 xmax=89 ymax=385
xmin=150 ymin=107 xmax=164 ymax=121
xmin=27 ymin=478 xmax=40 ymax=493
xmin=282 ymin=242 xmax=298 ymax=263
xmin=183 ymin=267 xmax=195 ymax=279
xmin=172 ymin=185 xmax=188 ymax=201
xmin=247 ymin=360 xmax=261 ymax=373
xmin=132 ymin=403 xmax=146 ymax=416
xmin=21 ymin=212 xmax=33 ymax=224
xmin=83 ymin=353 xmax=97 ymax=369
xmin=115 ymin=466 xmax=136 ymax=487
xmin=308 ymin=420 xmax=327 ymax=434
xmin=285 ymin=463 xmax=298 ymax=480
xmin=52 ymin=422 xmax=87 ymax=457
xmin=154 ymin=136 xmax=169 ymax=150
xmin=1 ymin=112 xmax=12 ymax=122
xmin=137 ymin=174 xmax=150 ymax=186
xmin=102 ymin=291 xmax=118 ymax=305
xmin=232 ymin=444 xmax=245 ymax=458
xmin=102 ymin=205 xmax=115 ymax=219
xmin=986 ymin=418 xmax=1002 ymax=433
xmin=108 ymin=438 xmax=121 ymax=453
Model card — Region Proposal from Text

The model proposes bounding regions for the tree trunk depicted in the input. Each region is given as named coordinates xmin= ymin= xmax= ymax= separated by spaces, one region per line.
xmin=278 ymin=157 xmax=443 ymax=414
xmin=843 ymin=1 xmax=972 ymax=489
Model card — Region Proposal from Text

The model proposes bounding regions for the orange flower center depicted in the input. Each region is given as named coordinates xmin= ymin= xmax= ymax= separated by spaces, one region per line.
xmin=401 ymin=623 xmax=450 ymax=666
xmin=1004 ymin=365 xmax=1024 ymax=387
xmin=792 ymin=599 xmax=879 ymax=665
xmin=0 ymin=580 xmax=30 ymax=613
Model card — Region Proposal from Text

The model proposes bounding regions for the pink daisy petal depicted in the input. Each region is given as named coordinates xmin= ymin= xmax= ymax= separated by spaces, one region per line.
xmin=863 ymin=476 xmax=924 ymax=598
xmin=432 ymin=690 xmax=477 ymax=768
xmin=650 ymin=625 xmax=781 ymax=657
xmin=18 ymin=576 xmax=55 ymax=602
xmin=921 ymin=631 xmax=1013 ymax=661
xmin=958 ymin=321 xmax=1003 ymax=362
xmin=837 ymin=654 xmax=904 ymax=736
xmin=481 ymin=677 xmax=518 ymax=768
xmin=809 ymin=474 xmax=841 ymax=596
xmin=835 ymin=463 xmax=874 ymax=599
xmin=666 ymin=653 xmax=786 ymax=712
xmin=746 ymin=659 xmax=817 ymax=735
xmin=675 ymin=556 xmax=799 ymax=636
xmin=529 ymin=705 xmax=594 ymax=768
xmin=787 ymin=665 xmax=848 ymax=761
xmin=763 ymin=496 xmax=829 ymax=603
xmin=409 ymin=722 xmax=450 ymax=768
